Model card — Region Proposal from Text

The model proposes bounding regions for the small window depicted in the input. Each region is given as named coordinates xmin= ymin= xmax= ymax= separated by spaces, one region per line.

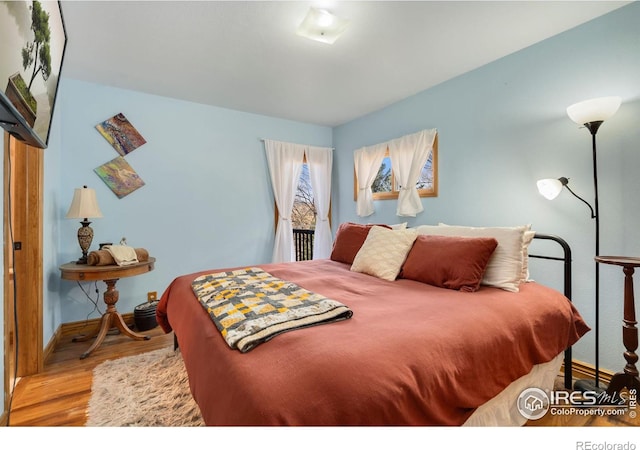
xmin=354 ymin=135 xmax=438 ymax=200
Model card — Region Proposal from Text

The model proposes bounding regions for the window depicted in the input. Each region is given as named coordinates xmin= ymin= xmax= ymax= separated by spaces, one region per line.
xmin=292 ymin=162 xmax=316 ymax=230
xmin=274 ymin=157 xmax=332 ymax=261
xmin=291 ymin=162 xmax=315 ymax=261
xmin=265 ymin=140 xmax=332 ymax=263
xmin=354 ymin=134 xmax=438 ymax=200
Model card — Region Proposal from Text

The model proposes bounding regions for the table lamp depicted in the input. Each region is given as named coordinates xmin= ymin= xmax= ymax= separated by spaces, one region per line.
xmin=66 ymin=185 xmax=103 ymax=264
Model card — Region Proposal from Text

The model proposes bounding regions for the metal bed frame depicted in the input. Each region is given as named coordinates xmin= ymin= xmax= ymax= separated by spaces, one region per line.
xmin=530 ymin=233 xmax=573 ymax=390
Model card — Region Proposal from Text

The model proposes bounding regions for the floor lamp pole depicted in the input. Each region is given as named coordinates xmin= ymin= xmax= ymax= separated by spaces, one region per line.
xmin=591 ymin=125 xmax=601 ymax=389
xmin=573 ymin=120 xmax=604 ymax=392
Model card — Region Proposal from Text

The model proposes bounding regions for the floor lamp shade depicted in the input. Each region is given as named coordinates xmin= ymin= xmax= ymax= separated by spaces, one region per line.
xmin=566 ymin=96 xmax=621 ymax=125
xmin=537 ymin=178 xmax=564 ymax=200
xmin=66 ymin=186 xmax=103 ymax=264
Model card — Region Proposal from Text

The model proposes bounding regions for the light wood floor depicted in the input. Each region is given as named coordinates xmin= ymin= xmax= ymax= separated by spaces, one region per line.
xmin=6 ymin=323 xmax=639 ymax=427
xmin=7 ymin=324 xmax=173 ymax=426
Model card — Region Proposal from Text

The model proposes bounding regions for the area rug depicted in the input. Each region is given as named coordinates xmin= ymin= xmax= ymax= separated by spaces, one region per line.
xmin=86 ymin=346 xmax=205 ymax=426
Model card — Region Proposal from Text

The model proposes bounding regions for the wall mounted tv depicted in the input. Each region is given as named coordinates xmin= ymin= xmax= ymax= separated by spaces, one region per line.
xmin=0 ymin=1 xmax=67 ymax=149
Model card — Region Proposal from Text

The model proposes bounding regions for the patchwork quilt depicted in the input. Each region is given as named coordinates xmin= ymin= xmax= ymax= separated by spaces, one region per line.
xmin=191 ymin=267 xmax=353 ymax=352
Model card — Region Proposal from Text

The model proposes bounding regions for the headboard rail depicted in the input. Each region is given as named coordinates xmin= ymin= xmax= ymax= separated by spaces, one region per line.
xmin=530 ymin=233 xmax=573 ymax=390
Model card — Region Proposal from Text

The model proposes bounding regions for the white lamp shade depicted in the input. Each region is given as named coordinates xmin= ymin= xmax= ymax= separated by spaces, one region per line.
xmin=537 ymin=178 xmax=563 ymax=200
xmin=65 ymin=186 xmax=103 ymax=219
xmin=566 ymin=96 xmax=621 ymax=125
xmin=296 ymin=7 xmax=349 ymax=44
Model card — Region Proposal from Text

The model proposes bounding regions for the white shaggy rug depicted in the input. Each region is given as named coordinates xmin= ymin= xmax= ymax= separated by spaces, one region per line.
xmin=86 ymin=347 xmax=205 ymax=426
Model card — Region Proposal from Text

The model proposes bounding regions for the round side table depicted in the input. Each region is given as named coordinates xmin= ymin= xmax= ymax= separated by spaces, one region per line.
xmin=59 ymin=257 xmax=155 ymax=359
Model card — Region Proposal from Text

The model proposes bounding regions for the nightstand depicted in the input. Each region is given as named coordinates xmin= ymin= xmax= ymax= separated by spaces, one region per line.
xmin=59 ymin=257 xmax=155 ymax=359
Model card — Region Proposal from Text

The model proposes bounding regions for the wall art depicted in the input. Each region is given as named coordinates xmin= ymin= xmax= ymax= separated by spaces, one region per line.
xmin=94 ymin=156 xmax=145 ymax=199
xmin=96 ymin=112 xmax=147 ymax=156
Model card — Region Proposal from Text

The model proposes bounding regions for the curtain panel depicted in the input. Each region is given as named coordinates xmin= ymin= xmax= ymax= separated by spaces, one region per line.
xmin=354 ymin=128 xmax=437 ymax=217
xmin=388 ymin=128 xmax=437 ymax=217
xmin=306 ymin=146 xmax=333 ymax=259
xmin=354 ymin=143 xmax=387 ymax=217
xmin=264 ymin=140 xmax=306 ymax=263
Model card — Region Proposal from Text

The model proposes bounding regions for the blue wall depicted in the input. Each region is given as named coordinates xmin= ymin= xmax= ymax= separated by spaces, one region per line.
xmin=333 ymin=2 xmax=640 ymax=372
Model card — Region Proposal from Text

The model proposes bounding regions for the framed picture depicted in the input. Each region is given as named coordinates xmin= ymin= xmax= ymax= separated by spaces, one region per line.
xmin=96 ymin=112 xmax=147 ymax=156
xmin=94 ymin=156 xmax=145 ymax=199
xmin=0 ymin=1 xmax=67 ymax=147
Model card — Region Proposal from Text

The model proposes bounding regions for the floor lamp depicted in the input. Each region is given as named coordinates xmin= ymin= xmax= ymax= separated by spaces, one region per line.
xmin=537 ymin=96 xmax=621 ymax=392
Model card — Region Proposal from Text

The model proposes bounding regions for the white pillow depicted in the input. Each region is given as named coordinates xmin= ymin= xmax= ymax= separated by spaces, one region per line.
xmin=521 ymin=230 xmax=536 ymax=282
xmin=351 ymin=226 xmax=418 ymax=281
xmin=437 ymin=225 xmax=535 ymax=280
xmin=439 ymin=223 xmax=536 ymax=284
xmin=415 ymin=224 xmax=528 ymax=292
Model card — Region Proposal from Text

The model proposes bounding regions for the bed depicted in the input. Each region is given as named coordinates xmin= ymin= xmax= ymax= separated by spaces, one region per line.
xmin=156 ymin=223 xmax=589 ymax=426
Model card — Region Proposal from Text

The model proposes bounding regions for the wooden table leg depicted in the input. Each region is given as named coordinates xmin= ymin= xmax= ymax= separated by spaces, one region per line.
xmin=79 ymin=278 xmax=150 ymax=359
xmin=607 ymin=265 xmax=640 ymax=394
xmin=80 ymin=312 xmax=113 ymax=359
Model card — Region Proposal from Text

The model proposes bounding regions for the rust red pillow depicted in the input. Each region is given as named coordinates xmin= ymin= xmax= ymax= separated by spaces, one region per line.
xmin=330 ymin=222 xmax=391 ymax=265
xmin=400 ymin=234 xmax=498 ymax=292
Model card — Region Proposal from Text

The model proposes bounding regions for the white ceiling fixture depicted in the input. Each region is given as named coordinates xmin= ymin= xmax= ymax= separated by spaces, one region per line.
xmin=295 ymin=7 xmax=349 ymax=44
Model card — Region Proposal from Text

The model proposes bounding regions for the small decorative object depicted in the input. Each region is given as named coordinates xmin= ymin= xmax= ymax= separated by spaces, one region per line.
xmin=94 ymin=156 xmax=145 ymax=199
xmin=96 ymin=112 xmax=147 ymax=156
xmin=65 ymin=185 xmax=103 ymax=264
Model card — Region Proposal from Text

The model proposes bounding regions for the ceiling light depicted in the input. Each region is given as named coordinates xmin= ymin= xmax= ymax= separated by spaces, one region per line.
xmin=296 ymin=7 xmax=348 ymax=45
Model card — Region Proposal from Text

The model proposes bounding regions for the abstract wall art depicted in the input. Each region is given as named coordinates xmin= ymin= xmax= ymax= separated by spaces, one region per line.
xmin=94 ymin=156 xmax=145 ymax=198
xmin=96 ymin=112 xmax=147 ymax=156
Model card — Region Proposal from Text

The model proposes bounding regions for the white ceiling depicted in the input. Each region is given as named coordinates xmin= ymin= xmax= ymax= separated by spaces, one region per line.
xmin=60 ymin=1 xmax=630 ymax=127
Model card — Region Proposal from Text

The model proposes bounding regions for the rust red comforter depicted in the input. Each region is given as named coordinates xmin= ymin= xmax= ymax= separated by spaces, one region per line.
xmin=157 ymin=259 xmax=589 ymax=426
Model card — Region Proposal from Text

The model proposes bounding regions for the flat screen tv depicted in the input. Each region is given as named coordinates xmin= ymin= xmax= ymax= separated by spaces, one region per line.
xmin=0 ymin=0 xmax=67 ymax=149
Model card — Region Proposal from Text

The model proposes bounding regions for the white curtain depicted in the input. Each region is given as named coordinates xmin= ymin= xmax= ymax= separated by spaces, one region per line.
xmin=354 ymin=143 xmax=387 ymax=217
xmin=388 ymin=128 xmax=437 ymax=217
xmin=264 ymin=139 xmax=306 ymax=263
xmin=306 ymin=146 xmax=333 ymax=259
